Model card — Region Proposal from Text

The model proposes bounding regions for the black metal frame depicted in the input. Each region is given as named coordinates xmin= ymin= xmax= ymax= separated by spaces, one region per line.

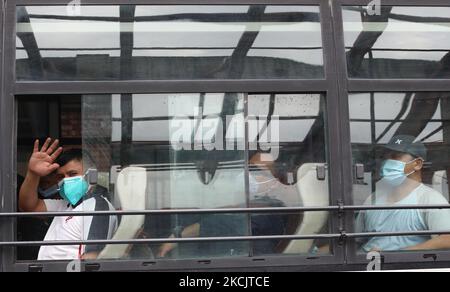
xmin=332 ymin=0 xmax=450 ymax=267
xmin=1 ymin=0 xmax=450 ymax=272
xmin=2 ymin=0 xmax=347 ymax=272
xmin=0 ymin=0 xmax=4 ymax=274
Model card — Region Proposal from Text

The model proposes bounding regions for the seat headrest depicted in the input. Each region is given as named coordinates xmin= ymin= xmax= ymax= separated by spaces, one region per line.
xmin=116 ymin=167 xmax=147 ymax=211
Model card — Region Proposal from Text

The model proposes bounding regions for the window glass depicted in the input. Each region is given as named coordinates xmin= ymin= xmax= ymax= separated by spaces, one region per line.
xmin=350 ymin=92 xmax=450 ymax=253
xmin=82 ymin=93 xmax=330 ymax=260
xmin=16 ymin=5 xmax=323 ymax=81
xmin=16 ymin=96 xmax=81 ymax=261
xmin=343 ymin=6 xmax=450 ymax=79
xmin=16 ymin=93 xmax=332 ymax=261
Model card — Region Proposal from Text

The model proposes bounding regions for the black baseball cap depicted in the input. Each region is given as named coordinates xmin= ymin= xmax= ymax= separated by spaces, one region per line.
xmin=383 ymin=135 xmax=427 ymax=160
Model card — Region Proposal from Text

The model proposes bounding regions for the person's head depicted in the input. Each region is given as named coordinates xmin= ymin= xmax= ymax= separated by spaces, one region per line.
xmin=55 ymin=148 xmax=96 ymax=205
xmin=380 ymin=135 xmax=427 ymax=185
xmin=56 ymin=148 xmax=95 ymax=179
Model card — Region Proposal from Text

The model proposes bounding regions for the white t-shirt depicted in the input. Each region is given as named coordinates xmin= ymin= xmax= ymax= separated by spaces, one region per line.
xmin=38 ymin=196 xmax=118 ymax=261
xmin=356 ymin=183 xmax=450 ymax=251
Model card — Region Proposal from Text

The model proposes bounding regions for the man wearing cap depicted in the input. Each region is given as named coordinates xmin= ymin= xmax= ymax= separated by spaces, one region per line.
xmin=356 ymin=135 xmax=450 ymax=252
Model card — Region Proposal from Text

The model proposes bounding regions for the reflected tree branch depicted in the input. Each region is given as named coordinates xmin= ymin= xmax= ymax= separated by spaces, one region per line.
xmin=395 ymin=51 xmax=450 ymax=137
xmin=119 ymin=5 xmax=136 ymax=167
xmin=17 ymin=7 xmax=44 ymax=80
xmin=197 ymin=6 xmax=267 ymax=185
xmin=375 ymin=93 xmax=413 ymax=143
xmin=17 ymin=7 xmax=47 ymax=140
xmin=344 ymin=7 xmax=450 ymax=26
xmin=346 ymin=7 xmax=393 ymax=76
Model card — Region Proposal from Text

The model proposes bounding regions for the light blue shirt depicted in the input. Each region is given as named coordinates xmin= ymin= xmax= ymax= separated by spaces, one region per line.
xmin=356 ymin=184 xmax=450 ymax=252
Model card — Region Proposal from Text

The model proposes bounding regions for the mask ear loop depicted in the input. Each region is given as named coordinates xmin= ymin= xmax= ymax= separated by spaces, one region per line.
xmin=57 ymin=179 xmax=64 ymax=190
xmin=405 ymin=158 xmax=424 ymax=177
xmin=83 ymin=168 xmax=98 ymax=185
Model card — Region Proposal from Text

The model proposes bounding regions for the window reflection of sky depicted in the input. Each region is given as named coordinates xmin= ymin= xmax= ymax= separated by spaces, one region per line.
xmin=17 ymin=5 xmax=323 ymax=67
xmin=343 ymin=7 xmax=450 ymax=62
xmin=349 ymin=93 xmax=447 ymax=144
xmin=110 ymin=94 xmax=323 ymax=144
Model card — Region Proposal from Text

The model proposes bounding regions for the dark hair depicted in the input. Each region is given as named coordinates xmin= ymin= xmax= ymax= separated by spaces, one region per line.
xmin=56 ymin=148 xmax=95 ymax=168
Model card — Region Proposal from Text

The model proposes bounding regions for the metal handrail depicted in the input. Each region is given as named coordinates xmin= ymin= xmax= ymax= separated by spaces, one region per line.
xmin=2 ymin=204 xmax=450 ymax=218
xmin=0 ymin=234 xmax=341 ymax=247
xmin=0 ymin=206 xmax=339 ymax=218
xmin=3 ymin=229 xmax=450 ymax=247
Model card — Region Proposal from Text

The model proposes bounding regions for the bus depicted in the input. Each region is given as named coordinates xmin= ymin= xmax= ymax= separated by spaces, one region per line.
xmin=0 ymin=0 xmax=449 ymax=272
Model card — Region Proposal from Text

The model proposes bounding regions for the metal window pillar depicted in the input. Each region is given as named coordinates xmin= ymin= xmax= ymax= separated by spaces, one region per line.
xmin=0 ymin=0 xmax=5 ymax=273
xmin=442 ymin=95 xmax=450 ymax=196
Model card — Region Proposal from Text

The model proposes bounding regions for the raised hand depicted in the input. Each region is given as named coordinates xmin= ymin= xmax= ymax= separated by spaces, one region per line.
xmin=28 ymin=138 xmax=63 ymax=177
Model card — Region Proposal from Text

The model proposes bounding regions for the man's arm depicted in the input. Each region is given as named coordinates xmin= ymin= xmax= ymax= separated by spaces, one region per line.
xmin=158 ymin=223 xmax=201 ymax=258
xmin=81 ymin=252 xmax=99 ymax=260
xmin=409 ymin=191 xmax=450 ymax=251
xmin=19 ymin=171 xmax=46 ymax=212
xmin=406 ymin=235 xmax=450 ymax=251
xmin=19 ymin=138 xmax=62 ymax=212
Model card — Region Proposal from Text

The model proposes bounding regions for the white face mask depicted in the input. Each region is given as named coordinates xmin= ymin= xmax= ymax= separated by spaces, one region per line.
xmin=249 ymin=172 xmax=277 ymax=195
xmin=249 ymin=174 xmax=259 ymax=194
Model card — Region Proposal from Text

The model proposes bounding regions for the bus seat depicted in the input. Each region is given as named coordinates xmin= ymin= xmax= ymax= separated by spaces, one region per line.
xmin=98 ymin=167 xmax=147 ymax=259
xmin=109 ymin=164 xmax=246 ymax=209
xmin=283 ymin=163 xmax=329 ymax=254
xmin=146 ymin=168 xmax=246 ymax=209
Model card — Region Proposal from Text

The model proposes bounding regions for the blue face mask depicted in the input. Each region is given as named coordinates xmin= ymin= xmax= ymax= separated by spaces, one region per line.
xmin=380 ymin=159 xmax=417 ymax=187
xmin=58 ymin=176 xmax=89 ymax=206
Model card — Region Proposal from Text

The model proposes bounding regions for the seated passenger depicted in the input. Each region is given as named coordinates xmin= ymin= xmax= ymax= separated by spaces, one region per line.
xmin=356 ymin=135 xmax=450 ymax=252
xmin=19 ymin=138 xmax=117 ymax=260
xmin=157 ymin=197 xmax=288 ymax=258
xmin=157 ymin=152 xmax=289 ymax=258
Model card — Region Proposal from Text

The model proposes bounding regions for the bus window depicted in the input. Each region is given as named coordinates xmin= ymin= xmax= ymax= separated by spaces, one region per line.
xmin=16 ymin=93 xmax=331 ymax=262
xmin=349 ymin=92 xmax=450 ymax=253
xmin=343 ymin=6 xmax=450 ymax=79
xmin=16 ymin=5 xmax=323 ymax=81
xmin=17 ymin=96 xmax=82 ymax=261
xmin=80 ymin=93 xmax=331 ymax=260
xmin=247 ymin=94 xmax=331 ymax=255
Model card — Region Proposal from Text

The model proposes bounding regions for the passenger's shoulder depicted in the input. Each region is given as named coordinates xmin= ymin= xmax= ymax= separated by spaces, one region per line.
xmin=78 ymin=195 xmax=115 ymax=212
xmin=43 ymin=199 xmax=69 ymax=212
xmin=73 ymin=197 xmax=97 ymax=211
xmin=417 ymin=184 xmax=448 ymax=205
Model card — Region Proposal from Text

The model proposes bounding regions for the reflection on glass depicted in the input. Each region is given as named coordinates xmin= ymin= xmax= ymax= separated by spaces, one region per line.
xmin=16 ymin=5 xmax=323 ymax=81
xmin=343 ymin=6 xmax=450 ymax=79
xmin=79 ymin=93 xmax=331 ymax=260
xmin=350 ymin=92 xmax=450 ymax=252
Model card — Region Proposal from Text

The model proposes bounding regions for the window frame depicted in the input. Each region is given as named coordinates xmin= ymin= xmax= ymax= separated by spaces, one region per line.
xmin=0 ymin=0 xmax=348 ymax=272
xmin=0 ymin=0 xmax=4 ymax=273
xmin=332 ymin=0 xmax=450 ymax=267
xmin=4 ymin=0 xmax=450 ymax=272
